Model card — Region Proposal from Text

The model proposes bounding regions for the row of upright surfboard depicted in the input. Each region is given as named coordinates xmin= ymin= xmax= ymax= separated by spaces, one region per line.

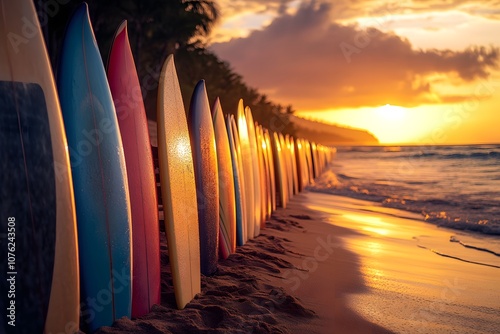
xmin=0 ymin=1 xmax=335 ymax=334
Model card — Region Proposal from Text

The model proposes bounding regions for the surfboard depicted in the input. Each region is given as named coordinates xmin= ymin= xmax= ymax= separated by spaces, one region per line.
xmin=255 ymin=123 xmax=272 ymax=224
xmin=301 ymin=139 xmax=308 ymax=186
xmin=266 ymin=131 xmax=274 ymax=217
xmin=188 ymin=80 xmax=219 ymax=276
xmin=262 ymin=127 xmax=272 ymax=220
xmin=0 ymin=1 xmax=79 ymax=333
xmin=237 ymin=100 xmax=255 ymax=239
xmin=228 ymin=114 xmax=248 ymax=245
xmin=256 ymin=124 xmax=270 ymax=224
xmin=58 ymin=4 xmax=132 ymax=332
xmin=282 ymin=133 xmax=291 ymax=205
xmin=290 ymin=137 xmax=299 ymax=195
xmin=107 ymin=20 xmax=160 ymax=318
xmin=261 ymin=125 xmax=271 ymax=222
xmin=311 ymin=142 xmax=319 ymax=179
xmin=285 ymin=135 xmax=295 ymax=198
xmin=295 ymin=138 xmax=307 ymax=192
xmin=212 ymin=98 xmax=236 ymax=259
xmin=318 ymin=145 xmax=325 ymax=175
xmin=245 ymin=107 xmax=261 ymax=237
xmin=264 ymin=130 xmax=277 ymax=212
xmin=272 ymin=132 xmax=288 ymax=208
xmin=305 ymin=140 xmax=314 ymax=184
xmin=157 ymin=55 xmax=200 ymax=308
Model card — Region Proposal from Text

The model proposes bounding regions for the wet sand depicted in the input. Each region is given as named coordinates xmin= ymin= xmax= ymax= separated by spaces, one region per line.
xmin=96 ymin=190 xmax=500 ymax=334
xmin=96 ymin=191 xmax=392 ymax=334
xmin=301 ymin=192 xmax=500 ymax=334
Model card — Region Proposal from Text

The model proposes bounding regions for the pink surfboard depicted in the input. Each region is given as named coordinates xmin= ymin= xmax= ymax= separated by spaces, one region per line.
xmin=107 ymin=21 xmax=160 ymax=317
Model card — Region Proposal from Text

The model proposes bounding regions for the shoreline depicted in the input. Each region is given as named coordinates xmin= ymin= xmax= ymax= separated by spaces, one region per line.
xmin=96 ymin=191 xmax=394 ymax=334
xmin=302 ymin=192 xmax=500 ymax=334
xmin=264 ymin=195 xmax=394 ymax=334
xmin=96 ymin=189 xmax=500 ymax=334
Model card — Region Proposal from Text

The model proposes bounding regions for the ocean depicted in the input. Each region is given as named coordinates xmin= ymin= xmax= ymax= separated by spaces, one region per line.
xmin=309 ymin=144 xmax=500 ymax=236
xmin=303 ymin=144 xmax=500 ymax=333
xmin=308 ymin=144 xmax=500 ymax=270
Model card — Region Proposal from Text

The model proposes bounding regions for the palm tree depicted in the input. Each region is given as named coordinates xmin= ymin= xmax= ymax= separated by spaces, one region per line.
xmin=86 ymin=0 xmax=220 ymax=118
xmin=84 ymin=0 xmax=218 ymax=77
xmin=37 ymin=0 xmax=219 ymax=118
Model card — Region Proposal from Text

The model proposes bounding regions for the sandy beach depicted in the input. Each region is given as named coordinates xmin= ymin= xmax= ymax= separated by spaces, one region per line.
xmin=95 ymin=191 xmax=391 ymax=334
xmin=94 ymin=189 xmax=500 ymax=334
xmin=303 ymin=193 xmax=500 ymax=334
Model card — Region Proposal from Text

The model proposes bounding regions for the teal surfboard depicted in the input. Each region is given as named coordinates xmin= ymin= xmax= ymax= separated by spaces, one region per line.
xmin=57 ymin=4 xmax=132 ymax=332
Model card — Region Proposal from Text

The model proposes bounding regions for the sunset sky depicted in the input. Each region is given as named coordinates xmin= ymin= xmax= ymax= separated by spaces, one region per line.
xmin=208 ymin=0 xmax=500 ymax=145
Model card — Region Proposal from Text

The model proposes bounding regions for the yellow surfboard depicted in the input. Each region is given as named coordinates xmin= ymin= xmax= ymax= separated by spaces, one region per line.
xmin=1 ymin=1 xmax=79 ymax=332
xmin=212 ymin=99 xmax=236 ymax=257
xmin=228 ymin=114 xmax=248 ymax=244
xmin=157 ymin=55 xmax=200 ymax=309
xmin=264 ymin=130 xmax=277 ymax=212
xmin=290 ymin=137 xmax=299 ymax=195
xmin=255 ymin=125 xmax=265 ymax=221
xmin=237 ymin=100 xmax=255 ymax=239
xmin=273 ymin=132 xmax=288 ymax=208
xmin=245 ymin=107 xmax=261 ymax=237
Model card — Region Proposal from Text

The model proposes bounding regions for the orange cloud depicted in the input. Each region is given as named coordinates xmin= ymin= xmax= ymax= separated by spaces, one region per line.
xmin=216 ymin=0 xmax=295 ymax=17
xmin=211 ymin=1 xmax=499 ymax=110
xmin=218 ymin=0 xmax=500 ymax=21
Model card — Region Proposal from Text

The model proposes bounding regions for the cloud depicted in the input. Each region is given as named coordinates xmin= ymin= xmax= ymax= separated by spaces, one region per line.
xmin=326 ymin=0 xmax=500 ymax=21
xmin=216 ymin=0 xmax=295 ymax=18
xmin=211 ymin=1 xmax=499 ymax=110
xmin=216 ymin=0 xmax=500 ymax=21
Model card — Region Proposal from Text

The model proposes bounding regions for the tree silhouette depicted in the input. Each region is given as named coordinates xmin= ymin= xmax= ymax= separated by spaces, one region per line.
xmin=36 ymin=0 xmax=296 ymax=135
xmin=37 ymin=0 xmax=219 ymax=117
xmin=176 ymin=45 xmax=296 ymax=136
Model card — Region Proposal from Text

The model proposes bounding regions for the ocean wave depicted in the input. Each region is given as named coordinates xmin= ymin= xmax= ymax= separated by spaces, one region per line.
xmin=335 ymin=146 xmax=380 ymax=153
xmin=386 ymin=150 xmax=500 ymax=161
xmin=405 ymin=180 xmax=439 ymax=185
xmin=416 ymin=244 xmax=500 ymax=269
xmin=307 ymin=184 xmax=500 ymax=236
xmin=337 ymin=173 xmax=358 ymax=180
xmin=312 ymin=145 xmax=500 ymax=236
xmin=431 ymin=218 xmax=500 ymax=236
xmin=421 ymin=198 xmax=460 ymax=207
xmin=449 ymin=236 xmax=500 ymax=257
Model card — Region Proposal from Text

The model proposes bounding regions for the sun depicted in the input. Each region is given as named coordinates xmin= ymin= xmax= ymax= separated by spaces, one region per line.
xmin=298 ymin=103 xmax=453 ymax=145
xmin=376 ymin=104 xmax=406 ymax=122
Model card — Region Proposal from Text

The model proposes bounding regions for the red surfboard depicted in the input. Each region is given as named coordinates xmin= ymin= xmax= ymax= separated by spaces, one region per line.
xmin=107 ymin=21 xmax=160 ymax=317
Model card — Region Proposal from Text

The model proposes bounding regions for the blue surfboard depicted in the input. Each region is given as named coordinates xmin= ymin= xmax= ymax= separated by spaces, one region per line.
xmin=188 ymin=80 xmax=219 ymax=276
xmin=227 ymin=114 xmax=247 ymax=246
xmin=57 ymin=4 xmax=132 ymax=332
